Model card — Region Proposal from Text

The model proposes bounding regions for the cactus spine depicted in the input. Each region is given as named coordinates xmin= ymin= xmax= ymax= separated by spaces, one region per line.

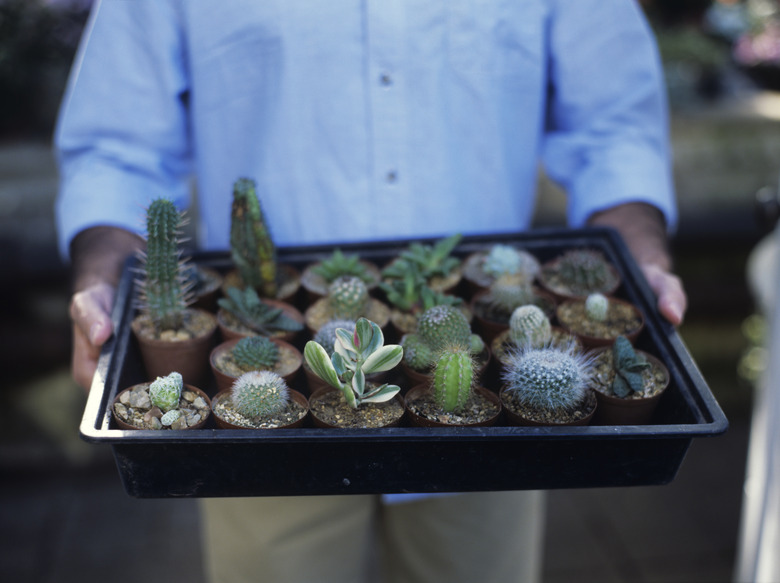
xmin=138 ymin=198 xmax=190 ymax=332
xmin=553 ymin=248 xmax=615 ymax=296
xmin=585 ymin=293 xmax=609 ymax=322
xmin=327 ymin=276 xmax=369 ymax=320
xmin=232 ymin=336 xmax=280 ymax=372
xmin=230 ymin=177 xmax=277 ymax=297
xmin=149 ymin=371 xmax=183 ymax=412
xmin=433 ymin=346 xmax=474 ymax=413
xmin=509 ymin=305 xmax=552 ymax=348
xmin=231 ymin=370 xmax=290 ymax=419
xmin=402 ymin=305 xmax=484 ymax=371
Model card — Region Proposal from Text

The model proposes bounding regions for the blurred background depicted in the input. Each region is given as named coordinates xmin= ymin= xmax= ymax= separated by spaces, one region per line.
xmin=1 ymin=0 xmax=778 ymax=581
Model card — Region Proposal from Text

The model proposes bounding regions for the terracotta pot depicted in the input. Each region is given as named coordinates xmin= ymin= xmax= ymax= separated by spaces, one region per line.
xmin=588 ymin=347 xmax=671 ymax=426
xmin=210 ymin=388 xmax=309 ymax=429
xmin=404 ymin=384 xmax=502 ymax=427
xmin=307 ymin=386 xmax=406 ymax=428
xmin=209 ymin=337 xmax=303 ymax=394
xmin=216 ymin=298 xmax=305 ymax=343
xmin=112 ymin=383 xmax=212 ymax=430
xmin=499 ymin=386 xmax=597 ymax=427
xmin=221 ymin=263 xmax=302 ymax=305
xmin=131 ymin=308 xmax=218 ymax=386
xmin=555 ymin=297 xmax=644 ymax=349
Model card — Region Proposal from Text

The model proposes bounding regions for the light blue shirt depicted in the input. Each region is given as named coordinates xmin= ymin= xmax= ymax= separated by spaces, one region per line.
xmin=55 ymin=0 xmax=675 ymax=259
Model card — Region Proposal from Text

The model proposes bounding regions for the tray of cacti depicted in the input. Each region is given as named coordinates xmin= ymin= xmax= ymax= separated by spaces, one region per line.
xmin=79 ymin=182 xmax=727 ymax=498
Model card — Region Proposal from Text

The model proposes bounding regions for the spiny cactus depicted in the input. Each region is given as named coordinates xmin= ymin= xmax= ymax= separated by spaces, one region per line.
xmin=230 ymin=177 xmax=277 ymax=297
xmin=311 ymin=249 xmax=374 ymax=284
xmin=218 ymin=286 xmax=303 ymax=335
xmin=231 ymin=370 xmax=290 ymax=419
xmin=509 ymin=305 xmax=552 ymax=348
xmin=232 ymin=336 xmax=280 ymax=372
xmin=483 ymin=245 xmax=540 ymax=281
xmin=433 ymin=345 xmax=474 ymax=413
xmin=382 ymin=233 xmax=463 ymax=281
xmin=313 ymin=319 xmax=356 ymax=355
xmin=551 ymin=248 xmax=616 ymax=296
xmin=400 ymin=334 xmax=436 ymax=370
xmin=611 ymin=335 xmax=651 ymax=397
xmin=149 ymin=371 xmax=183 ymax=412
xmin=502 ymin=342 xmax=594 ymax=414
xmin=585 ymin=293 xmax=609 ymax=322
xmin=402 ymin=305 xmax=484 ymax=371
xmin=489 ymin=273 xmax=539 ymax=316
xmin=327 ymin=276 xmax=369 ymax=320
xmin=137 ymin=198 xmax=191 ymax=332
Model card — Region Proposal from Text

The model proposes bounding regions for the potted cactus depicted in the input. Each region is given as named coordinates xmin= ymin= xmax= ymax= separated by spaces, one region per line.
xmin=300 ymin=248 xmax=382 ymax=300
xmin=538 ymin=247 xmax=621 ymax=300
xmin=209 ymin=334 xmax=303 ymax=394
xmin=210 ymin=370 xmax=309 ymax=429
xmin=304 ymin=275 xmax=391 ymax=333
xmin=461 ymin=243 xmax=541 ymax=297
xmin=302 ymin=318 xmax=356 ymax=393
xmin=130 ymin=198 xmax=218 ymax=385
xmin=556 ymin=292 xmax=644 ymax=349
xmin=499 ymin=341 xmax=597 ymax=426
xmin=404 ymin=345 xmax=501 ymax=427
xmin=381 ymin=233 xmax=463 ymax=293
xmin=589 ymin=335 xmax=670 ymax=425
xmin=490 ymin=305 xmax=580 ymax=367
xmin=223 ymin=177 xmax=300 ymax=301
xmin=303 ymin=317 xmax=405 ymax=428
xmin=112 ymin=372 xmax=211 ymax=430
xmin=216 ymin=285 xmax=304 ymax=343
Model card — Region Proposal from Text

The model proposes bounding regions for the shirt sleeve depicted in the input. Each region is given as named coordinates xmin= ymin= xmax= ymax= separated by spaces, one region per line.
xmin=541 ymin=0 xmax=677 ymax=231
xmin=54 ymin=0 xmax=193 ymax=260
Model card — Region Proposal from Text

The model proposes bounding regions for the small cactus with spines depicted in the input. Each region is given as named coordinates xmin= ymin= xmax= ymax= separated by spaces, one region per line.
xmin=160 ymin=409 xmax=182 ymax=426
xmin=230 ymin=177 xmax=278 ymax=298
xmin=231 ymin=370 xmax=290 ymax=420
xmin=489 ymin=273 xmax=539 ymax=316
xmin=232 ymin=336 xmax=280 ymax=372
xmin=483 ymin=245 xmax=540 ymax=281
xmin=327 ymin=276 xmax=369 ymax=320
xmin=432 ymin=345 xmax=474 ymax=413
xmin=313 ymin=319 xmax=356 ymax=355
xmin=149 ymin=372 xmax=183 ymax=412
xmin=585 ymin=293 xmax=609 ymax=322
xmin=502 ymin=342 xmax=595 ymax=414
xmin=509 ymin=305 xmax=552 ymax=348
xmin=550 ymin=248 xmax=617 ymax=296
xmin=401 ymin=305 xmax=484 ymax=371
xmin=137 ymin=198 xmax=192 ymax=332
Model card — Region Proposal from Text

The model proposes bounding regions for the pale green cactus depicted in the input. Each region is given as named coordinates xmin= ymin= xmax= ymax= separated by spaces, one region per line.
xmin=148 ymin=371 xmax=183 ymax=412
xmin=483 ymin=245 xmax=540 ymax=281
xmin=509 ymin=305 xmax=552 ymax=348
xmin=304 ymin=317 xmax=403 ymax=409
xmin=232 ymin=336 xmax=280 ymax=372
xmin=327 ymin=276 xmax=369 ymax=320
xmin=399 ymin=334 xmax=436 ymax=371
xmin=488 ymin=273 xmax=539 ymax=316
xmin=585 ymin=293 xmax=609 ymax=322
xmin=433 ymin=345 xmax=474 ymax=413
xmin=502 ymin=342 xmax=594 ymax=414
xmin=231 ymin=370 xmax=290 ymax=419
xmin=160 ymin=409 xmax=182 ymax=426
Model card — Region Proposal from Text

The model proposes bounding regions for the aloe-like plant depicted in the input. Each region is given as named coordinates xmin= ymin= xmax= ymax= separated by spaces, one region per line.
xmin=379 ymin=264 xmax=462 ymax=313
xmin=432 ymin=345 xmax=474 ymax=413
xmin=230 ymin=177 xmax=277 ymax=297
xmin=382 ymin=233 xmax=463 ymax=282
xmin=610 ymin=335 xmax=651 ymax=397
xmin=311 ymin=248 xmax=374 ymax=284
xmin=304 ymin=318 xmax=403 ymax=409
xmin=231 ymin=336 xmax=280 ymax=372
xmin=136 ymin=198 xmax=192 ymax=332
xmin=218 ymin=286 xmax=303 ymax=336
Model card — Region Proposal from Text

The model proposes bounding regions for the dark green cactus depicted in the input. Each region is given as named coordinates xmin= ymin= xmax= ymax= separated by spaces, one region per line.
xmin=551 ymin=248 xmax=616 ymax=296
xmin=230 ymin=177 xmax=277 ymax=297
xmin=400 ymin=334 xmax=436 ymax=370
xmin=418 ymin=305 xmax=473 ymax=353
xmin=433 ymin=345 xmax=474 ymax=413
xmin=327 ymin=276 xmax=369 ymax=320
xmin=232 ymin=336 xmax=280 ymax=372
xmin=138 ymin=198 xmax=191 ymax=332
xmin=610 ymin=335 xmax=651 ymax=397
xmin=489 ymin=273 xmax=539 ymax=316
xmin=311 ymin=249 xmax=374 ymax=284
xmin=218 ymin=286 xmax=303 ymax=336
xmin=231 ymin=370 xmax=290 ymax=419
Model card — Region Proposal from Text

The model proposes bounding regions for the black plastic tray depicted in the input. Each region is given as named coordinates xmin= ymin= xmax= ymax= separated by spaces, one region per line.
xmin=79 ymin=227 xmax=728 ymax=498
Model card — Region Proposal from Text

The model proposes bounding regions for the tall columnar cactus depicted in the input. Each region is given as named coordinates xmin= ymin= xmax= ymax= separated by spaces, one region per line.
xmin=313 ymin=319 xmax=357 ymax=355
xmin=138 ymin=198 xmax=190 ymax=332
xmin=231 ymin=370 xmax=290 ymax=420
xmin=230 ymin=177 xmax=277 ymax=297
xmin=232 ymin=336 xmax=280 ymax=372
xmin=585 ymin=293 xmax=609 ymax=322
xmin=327 ymin=276 xmax=369 ymax=320
xmin=553 ymin=248 xmax=615 ymax=296
xmin=489 ymin=273 xmax=538 ymax=316
xmin=483 ymin=245 xmax=540 ymax=281
xmin=433 ymin=345 xmax=474 ymax=413
xmin=502 ymin=342 xmax=594 ymax=414
xmin=509 ymin=305 xmax=552 ymax=348
xmin=149 ymin=371 xmax=183 ymax=412
xmin=218 ymin=286 xmax=303 ymax=336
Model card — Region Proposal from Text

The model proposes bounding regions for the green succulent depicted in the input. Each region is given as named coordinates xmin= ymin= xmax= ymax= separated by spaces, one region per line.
xmin=379 ymin=264 xmax=462 ymax=313
xmin=148 ymin=371 xmax=183 ymax=412
xmin=231 ymin=370 xmax=290 ymax=420
xmin=382 ymin=233 xmax=463 ymax=281
xmin=218 ymin=286 xmax=303 ymax=336
xmin=610 ymin=335 xmax=651 ymax=398
xmin=401 ymin=305 xmax=484 ymax=371
xmin=311 ymin=249 xmax=374 ymax=284
xmin=232 ymin=336 xmax=280 ymax=372
xmin=508 ymin=305 xmax=552 ymax=348
xmin=327 ymin=276 xmax=369 ymax=320
xmin=483 ymin=245 xmax=540 ymax=281
xmin=432 ymin=345 xmax=474 ymax=413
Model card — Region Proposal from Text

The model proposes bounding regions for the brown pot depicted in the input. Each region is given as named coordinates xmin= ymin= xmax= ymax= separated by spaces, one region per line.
xmin=588 ymin=347 xmax=671 ymax=426
xmin=112 ymin=383 xmax=212 ymax=430
xmin=209 ymin=337 xmax=303 ymax=394
xmin=131 ymin=308 xmax=218 ymax=386
xmin=555 ymin=297 xmax=644 ymax=349
xmin=404 ymin=384 xmax=502 ymax=427
xmin=210 ymin=388 xmax=309 ymax=429
xmin=499 ymin=386 xmax=597 ymax=427
xmin=216 ymin=298 xmax=305 ymax=343
xmin=307 ymin=386 xmax=405 ymax=428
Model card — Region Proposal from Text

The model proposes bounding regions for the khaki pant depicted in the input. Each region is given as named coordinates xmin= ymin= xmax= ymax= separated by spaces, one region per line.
xmin=200 ymin=491 xmax=544 ymax=583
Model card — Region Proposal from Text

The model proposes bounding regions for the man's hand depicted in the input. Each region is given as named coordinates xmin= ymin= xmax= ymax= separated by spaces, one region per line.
xmin=639 ymin=262 xmax=686 ymax=326
xmin=70 ymin=282 xmax=116 ymax=390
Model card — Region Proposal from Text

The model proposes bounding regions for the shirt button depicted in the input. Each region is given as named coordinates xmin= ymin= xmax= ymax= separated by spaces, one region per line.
xmin=380 ymin=73 xmax=392 ymax=86
xmin=386 ymin=170 xmax=397 ymax=183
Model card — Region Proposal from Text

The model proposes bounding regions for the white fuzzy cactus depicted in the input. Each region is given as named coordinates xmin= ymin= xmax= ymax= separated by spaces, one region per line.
xmin=149 ymin=372 xmax=183 ymax=412
xmin=585 ymin=293 xmax=609 ymax=322
xmin=509 ymin=305 xmax=552 ymax=348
